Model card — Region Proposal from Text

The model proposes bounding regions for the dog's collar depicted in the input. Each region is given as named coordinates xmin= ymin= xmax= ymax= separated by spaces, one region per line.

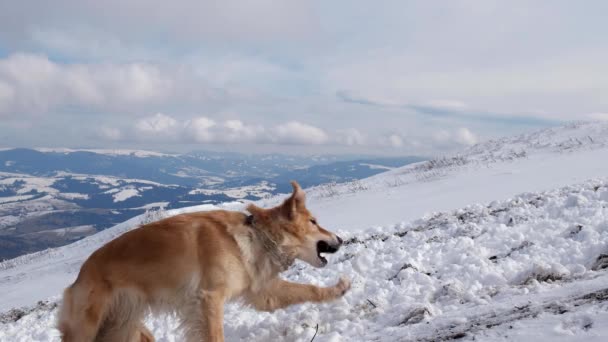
xmin=245 ymin=214 xmax=254 ymax=226
xmin=243 ymin=214 xmax=294 ymax=271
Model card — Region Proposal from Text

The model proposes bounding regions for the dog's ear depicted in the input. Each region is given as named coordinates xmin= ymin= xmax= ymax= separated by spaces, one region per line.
xmin=281 ymin=181 xmax=306 ymax=219
xmin=247 ymin=203 xmax=267 ymax=220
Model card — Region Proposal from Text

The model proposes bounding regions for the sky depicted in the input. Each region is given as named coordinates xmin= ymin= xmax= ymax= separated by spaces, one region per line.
xmin=0 ymin=0 xmax=607 ymax=156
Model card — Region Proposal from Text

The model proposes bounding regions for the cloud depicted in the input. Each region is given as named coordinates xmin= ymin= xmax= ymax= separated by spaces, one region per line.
xmin=377 ymin=134 xmax=411 ymax=149
xmin=221 ymin=120 xmax=266 ymax=143
xmin=273 ymin=121 xmax=329 ymax=145
xmin=387 ymin=134 xmax=404 ymax=148
xmin=3 ymin=1 xmax=608 ymax=155
xmin=588 ymin=112 xmax=608 ymax=121
xmin=134 ymin=113 xmax=180 ymax=140
xmin=98 ymin=126 xmax=122 ymax=141
xmin=454 ymin=128 xmax=478 ymax=146
xmin=0 ymin=81 xmax=14 ymax=114
xmin=336 ymin=90 xmax=562 ymax=128
xmin=433 ymin=128 xmax=479 ymax=147
xmin=100 ymin=112 xmax=483 ymax=155
xmin=336 ymin=128 xmax=366 ymax=146
xmin=0 ymin=53 xmax=230 ymax=117
xmin=184 ymin=117 xmax=217 ymax=143
xmin=121 ymin=114 xmax=332 ymax=146
xmin=0 ymin=0 xmax=317 ymax=52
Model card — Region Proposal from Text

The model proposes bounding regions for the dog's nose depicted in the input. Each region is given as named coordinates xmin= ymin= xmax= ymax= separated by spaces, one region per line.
xmin=336 ymin=235 xmax=343 ymax=245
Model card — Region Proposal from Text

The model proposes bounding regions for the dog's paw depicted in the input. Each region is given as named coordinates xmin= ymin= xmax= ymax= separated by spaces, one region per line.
xmin=334 ymin=276 xmax=351 ymax=297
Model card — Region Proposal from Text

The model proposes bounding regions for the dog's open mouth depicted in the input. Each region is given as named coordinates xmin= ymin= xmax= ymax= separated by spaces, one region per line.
xmin=316 ymin=240 xmax=339 ymax=265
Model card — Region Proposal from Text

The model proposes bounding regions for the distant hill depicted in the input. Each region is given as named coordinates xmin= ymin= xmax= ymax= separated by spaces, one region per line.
xmin=0 ymin=149 xmax=424 ymax=259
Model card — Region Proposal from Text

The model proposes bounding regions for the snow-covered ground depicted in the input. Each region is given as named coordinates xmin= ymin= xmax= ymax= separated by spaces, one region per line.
xmin=0 ymin=176 xmax=59 ymax=195
xmin=110 ymin=187 xmax=142 ymax=202
xmin=1 ymin=121 xmax=608 ymax=341
xmin=188 ymin=181 xmax=276 ymax=199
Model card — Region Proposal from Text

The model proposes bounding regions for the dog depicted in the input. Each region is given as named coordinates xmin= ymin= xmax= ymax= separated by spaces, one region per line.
xmin=57 ymin=181 xmax=350 ymax=342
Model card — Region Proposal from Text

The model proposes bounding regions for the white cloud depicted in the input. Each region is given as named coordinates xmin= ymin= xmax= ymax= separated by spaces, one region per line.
xmin=184 ymin=117 xmax=217 ymax=143
xmin=125 ymin=114 xmax=478 ymax=152
xmin=588 ymin=112 xmax=608 ymax=121
xmin=183 ymin=117 xmax=265 ymax=144
xmin=0 ymin=53 xmax=226 ymax=117
xmin=336 ymin=128 xmax=366 ymax=146
xmin=0 ymin=81 xmax=14 ymax=114
xmin=0 ymin=0 xmax=317 ymax=51
xmin=221 ymin=120 xmax=265 ymax=143
xmin=120 ymin=114 xmax=333 ymax=146
xmin=425 ymin=100 xmax=468 ymax=111
xmin=455 ymin=128 xmax=478 ymax=146
xmin=433 ymin=130 xmax=452 ymax=144
xmin=376 ymin=134 xmax=408 ymax=149
xmin=4 ymin=1 xmax=606 ymax=154
xmin=273 ymin=121 xmax=329 ymax=145
xmin=433 ymin=127 xmax=478 ymax=147
xmin=134 ymin=113 xmax=180 ymax=140
xmin=387 ymin=134 xmax=404 ymax=148
xmin=98 ymin=126 xmax=122 ymax=141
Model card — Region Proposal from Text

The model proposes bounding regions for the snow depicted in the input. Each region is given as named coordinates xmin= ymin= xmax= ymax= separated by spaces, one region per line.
xmin=1 ymin=121 xmax=608 ymax=341
xmin=45 ymin=225 xmax=97 ymax=236
xmin=56 ymin=193 xmax=89 ymax=200
xmin=359 ymin=163 xmax=394 ymax=170
xmin=0 ymin=176 xmax=58 ymax=195
xmin=188 ymin=181 xmax=275 ymax=199
xmin=53 ymin=171 xmax=169 ymax=187
xmin=289 ymin=121 xmax=608 ymax=232
xmin=2 ymin=181 xmax=608 ymax=341
xmin=134 ymin=202 xmax=170 ymax=210
xmin=0 ymin=195 xmax=36 ymax=204
xmin=111 ymin=187 xmax=140 ymax=202
xmin=0 ymin=197 xmax=78 ymax=231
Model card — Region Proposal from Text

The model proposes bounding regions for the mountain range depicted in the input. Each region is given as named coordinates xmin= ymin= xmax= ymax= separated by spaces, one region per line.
xmin=0 ymin=149 xmax=423 ymax=259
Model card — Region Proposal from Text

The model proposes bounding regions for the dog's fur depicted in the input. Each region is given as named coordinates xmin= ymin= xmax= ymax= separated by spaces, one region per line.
xmin=57 ymin=181 xmax=349 ymax=342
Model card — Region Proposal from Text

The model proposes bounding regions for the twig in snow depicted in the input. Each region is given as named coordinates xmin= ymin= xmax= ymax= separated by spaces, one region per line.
xmin=310 ymin=324 xmax=319 ymax=342
xmin=367 ymin=299 xmax=377 ymax=308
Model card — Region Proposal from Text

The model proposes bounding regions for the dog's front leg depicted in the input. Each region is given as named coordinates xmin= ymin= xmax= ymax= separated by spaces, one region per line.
xmin=248 ymin=277 xmax=350 ymax=312
xmin=199 ymin=290 xmax=225 ymax=342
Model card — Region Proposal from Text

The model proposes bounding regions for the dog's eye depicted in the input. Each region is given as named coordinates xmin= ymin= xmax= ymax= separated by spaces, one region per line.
xmin=310 ymin=219 xmax=317 ymax=225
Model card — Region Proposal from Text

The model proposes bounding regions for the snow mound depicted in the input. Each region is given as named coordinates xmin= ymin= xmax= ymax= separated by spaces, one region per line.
xmin=2 ymin=179 xmax=608 ymax=341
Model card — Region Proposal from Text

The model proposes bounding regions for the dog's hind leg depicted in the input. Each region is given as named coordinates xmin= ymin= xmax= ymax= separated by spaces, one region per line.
xmin=246 ymin=277 xmax=351 ymax=312
xmin=95 ymin=320 xmax=152 ymax=342
xmin=181 ymin=288 xmax=226 ymax=342
xmin=200 ymin=289 xmax=226 ymax=342
xmin=95 ymin=292 xmax=149 ymax=342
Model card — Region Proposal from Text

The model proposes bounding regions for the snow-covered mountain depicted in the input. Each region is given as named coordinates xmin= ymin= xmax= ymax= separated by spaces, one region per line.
xmin=0 ymin=149 xmax=421 ymax=260
xmin=1 ymin=121 xmax=608 ymax=341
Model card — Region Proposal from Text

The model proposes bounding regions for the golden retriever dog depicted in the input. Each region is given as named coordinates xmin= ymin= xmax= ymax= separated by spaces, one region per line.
xmin=57 ymin=181 xmax=350 ymax=342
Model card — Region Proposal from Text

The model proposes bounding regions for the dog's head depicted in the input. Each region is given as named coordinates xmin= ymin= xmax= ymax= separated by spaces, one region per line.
xmin=247 ymin=181 xmax=343 ymax=268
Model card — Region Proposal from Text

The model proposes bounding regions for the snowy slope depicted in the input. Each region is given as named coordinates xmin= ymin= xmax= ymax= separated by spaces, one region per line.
xmin=1 ymin=179 xmax=608 ymax=341
xmin=1 ymin=121 xmax=608 ymax=341
xmin=295 ymin=121 xmax=608 ymax=231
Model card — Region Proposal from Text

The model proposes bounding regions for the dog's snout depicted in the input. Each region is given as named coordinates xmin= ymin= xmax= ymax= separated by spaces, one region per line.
xmin=336 ymin=235 xmax=343 ymax=245
xmin=317 ymin=240 xmax=340 ymax=254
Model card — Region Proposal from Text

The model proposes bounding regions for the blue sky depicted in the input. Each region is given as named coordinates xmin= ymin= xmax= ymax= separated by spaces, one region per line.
xmin=0 ymin=0 xmax=607 ymax=155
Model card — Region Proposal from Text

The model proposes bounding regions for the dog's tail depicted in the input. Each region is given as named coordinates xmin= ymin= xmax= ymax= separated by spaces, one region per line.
xmin=57 ymin=279 xmax=111 ymax=342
